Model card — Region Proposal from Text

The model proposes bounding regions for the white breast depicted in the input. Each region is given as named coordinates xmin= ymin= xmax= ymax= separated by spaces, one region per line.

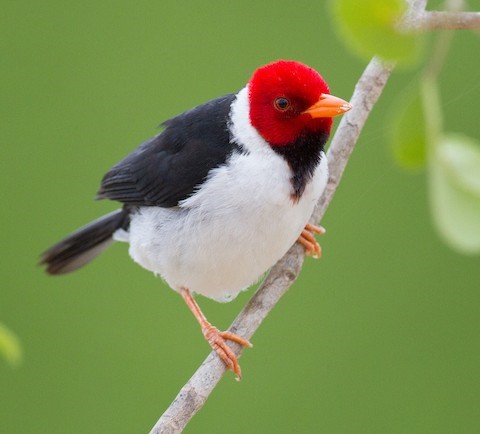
xmin=122 ymin=87 xmax=328 ymax=302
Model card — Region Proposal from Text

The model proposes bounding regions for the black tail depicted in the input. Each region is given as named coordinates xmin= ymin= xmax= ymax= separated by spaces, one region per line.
xmin=41 ymin=208 xmax=130 ymax=275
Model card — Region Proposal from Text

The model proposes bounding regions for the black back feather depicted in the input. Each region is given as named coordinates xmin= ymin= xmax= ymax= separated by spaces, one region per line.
xmin=97 ymin=94 xmax=238 ymax=207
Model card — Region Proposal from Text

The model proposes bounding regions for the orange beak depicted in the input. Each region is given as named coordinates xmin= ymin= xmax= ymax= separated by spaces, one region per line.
xmin=302 ymin=93 xmax=352 ymax=118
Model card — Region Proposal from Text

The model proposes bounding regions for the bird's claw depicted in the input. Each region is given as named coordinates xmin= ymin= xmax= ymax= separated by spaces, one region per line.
xmin=202 ymin=324 xmax=252 ymax=381
xmin=297 ymin=224 xmax=325 ymax=259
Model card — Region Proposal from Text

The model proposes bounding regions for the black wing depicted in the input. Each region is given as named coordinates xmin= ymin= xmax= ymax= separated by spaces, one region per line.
xmin=97 ymin=94 xmax=238 ymax=208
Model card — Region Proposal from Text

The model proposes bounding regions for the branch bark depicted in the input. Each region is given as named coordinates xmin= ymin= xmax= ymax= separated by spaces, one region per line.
xmin=410 ymin=11 xmax=480 ymax=30
xmin=149 ymin=2 xmax=480 ymax=433
xmin=402 ymin=0 xmax=480 ymax=30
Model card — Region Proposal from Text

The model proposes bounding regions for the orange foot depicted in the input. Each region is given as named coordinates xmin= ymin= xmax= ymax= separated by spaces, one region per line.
xmin=297 ymin=223 xmax=326 ymax=259
xmin=202 ymin=324 xmax=252 ymax=381
xmin=180 ymin=287 xmax=252 ymax=381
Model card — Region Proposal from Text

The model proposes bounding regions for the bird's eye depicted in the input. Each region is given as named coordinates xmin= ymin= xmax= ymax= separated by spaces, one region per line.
xmin=274 ymin=97 xmax=290 ymax=111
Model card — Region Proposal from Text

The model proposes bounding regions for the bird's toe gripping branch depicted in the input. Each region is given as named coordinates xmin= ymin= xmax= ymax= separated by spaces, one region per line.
xmin=297 ymin=223 xmax=326 ymax=259
xmin=180 ymin=287 xmax=252 ymax=381
xmin=202 ymin=324 xmax=252 ymax=381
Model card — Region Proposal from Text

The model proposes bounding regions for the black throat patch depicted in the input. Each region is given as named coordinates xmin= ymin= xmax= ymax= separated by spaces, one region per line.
xmin=273 ymin=131 xmax=329 ymax=201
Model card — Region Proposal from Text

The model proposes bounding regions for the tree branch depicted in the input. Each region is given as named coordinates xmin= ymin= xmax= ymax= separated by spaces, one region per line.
xmin=150 ymin=2 xmax=480 ymax=432
xmin=149 ymin=57 xmax=394 ymax=434
xmin=405 ymin=0 xmax=428 ymax=15
xmin=401 ymin=0 xmax=480 ymax=31
xmin=409 ymin=10 xmax=480 ymax=30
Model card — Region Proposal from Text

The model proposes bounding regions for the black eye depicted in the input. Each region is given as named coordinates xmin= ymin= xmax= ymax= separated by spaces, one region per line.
xmin=274 ymin=97 xmax=290 ymax=111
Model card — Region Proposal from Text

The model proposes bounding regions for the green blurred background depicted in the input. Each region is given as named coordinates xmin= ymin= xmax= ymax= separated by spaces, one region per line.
xmin=2 ymin=1 xmax=480 ymax=432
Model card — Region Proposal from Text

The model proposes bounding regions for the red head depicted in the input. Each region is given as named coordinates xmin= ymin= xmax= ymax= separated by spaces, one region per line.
xmin=248 ymin=60 xmax=351 ymax=146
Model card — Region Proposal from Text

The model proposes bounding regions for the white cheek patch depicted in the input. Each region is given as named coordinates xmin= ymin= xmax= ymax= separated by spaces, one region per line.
xmin=228 ymin=86 xmax=272 ymax=155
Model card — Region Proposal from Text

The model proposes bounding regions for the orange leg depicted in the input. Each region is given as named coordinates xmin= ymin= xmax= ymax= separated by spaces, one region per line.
xmin=180 ymin=287 xmax=252 ymax=380
xmin=297 ymin=223 xmax=326 ymax=259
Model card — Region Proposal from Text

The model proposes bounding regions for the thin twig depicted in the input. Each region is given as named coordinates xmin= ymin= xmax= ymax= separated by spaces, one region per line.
xmin=401 ymin=10 xmax=480 ymax=31
xmin=404 ymin=0 xmax=428 ymax=20
xmin=401 ymin=0 xmax=480 ymax=31
xmin=150 ymin=1 xmax=480 ymax=432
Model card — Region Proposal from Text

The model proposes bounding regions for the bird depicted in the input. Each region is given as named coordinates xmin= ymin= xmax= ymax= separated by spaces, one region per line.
xmin=41 ymin=60 xmax=351 ymax=380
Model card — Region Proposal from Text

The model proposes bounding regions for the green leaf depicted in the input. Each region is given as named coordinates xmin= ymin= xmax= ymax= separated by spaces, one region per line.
xmin=0 ymin=323 xmax=22 ymax=367
xmin=329 ymin=0 xmax=425 ymax=66
xmin=429 ymin=134 xmax=480 ymax=254
xmin=389 ymin=85 xmax=426 ymax=169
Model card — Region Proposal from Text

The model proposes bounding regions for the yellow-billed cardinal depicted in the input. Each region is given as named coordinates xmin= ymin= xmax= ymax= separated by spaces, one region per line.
xmin=41 ymin=60 xmax=351 ymax=379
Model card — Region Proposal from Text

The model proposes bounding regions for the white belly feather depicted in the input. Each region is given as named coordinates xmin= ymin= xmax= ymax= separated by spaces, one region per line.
xmin=124 ymin=152 xmax=327 ymax=302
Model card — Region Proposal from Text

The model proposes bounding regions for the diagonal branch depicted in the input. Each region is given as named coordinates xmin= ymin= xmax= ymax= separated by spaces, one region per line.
xmin=149 ymin=1 xmax=480 ymax=432
xmin=149 ymin=56 xmax=394 ymax=434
